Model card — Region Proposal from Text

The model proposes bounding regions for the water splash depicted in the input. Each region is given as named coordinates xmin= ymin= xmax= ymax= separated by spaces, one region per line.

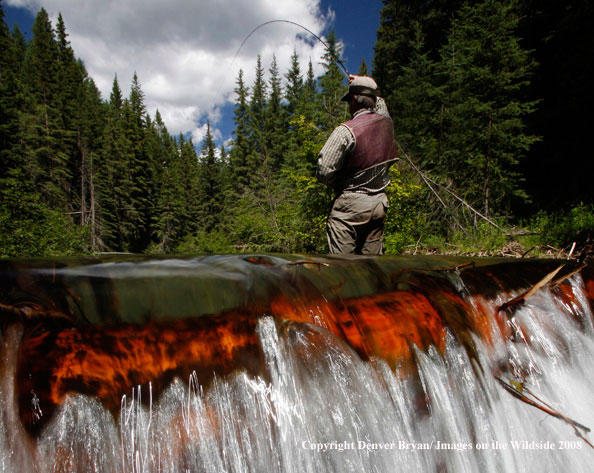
xmin=2 ymin=256 xmax=594 ymax=471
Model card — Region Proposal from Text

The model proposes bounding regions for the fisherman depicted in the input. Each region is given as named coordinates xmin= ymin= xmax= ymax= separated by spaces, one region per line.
xmin=316 ymin=75 xmax=398 ymax=255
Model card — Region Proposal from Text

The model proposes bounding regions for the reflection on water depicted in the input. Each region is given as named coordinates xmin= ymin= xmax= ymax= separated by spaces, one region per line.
xmin=1 ymin=255 xmax=594 ymax=472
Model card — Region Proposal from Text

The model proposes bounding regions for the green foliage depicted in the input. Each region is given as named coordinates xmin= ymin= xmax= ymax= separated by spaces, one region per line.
xmin=284 ymin=170 xmax=330 ymax=253
xmin=0 ymin=174 xmax=87 ymax=257
xmin=383 ymin=166 xmax=424 ymax=254
xmin=530 ymin=204 xmax=594 ymax=248
xmin=176 ymin=231 xmax=234 ymax=255
xmin=449 ymin=222 xmax=509 ymax=255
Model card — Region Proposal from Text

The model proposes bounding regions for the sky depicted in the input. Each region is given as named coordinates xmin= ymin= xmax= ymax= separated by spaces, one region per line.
xmin=3 ymin=0 xmax=383 ymax=148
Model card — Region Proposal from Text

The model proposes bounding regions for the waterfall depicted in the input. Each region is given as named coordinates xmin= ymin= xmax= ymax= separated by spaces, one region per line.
xmin=1 ymin=255 xmax=593 ymax=472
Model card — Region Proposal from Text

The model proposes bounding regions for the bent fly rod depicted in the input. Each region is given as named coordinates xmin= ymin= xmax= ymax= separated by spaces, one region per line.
xmin=230 ymin=19 xmax=350 ymax=78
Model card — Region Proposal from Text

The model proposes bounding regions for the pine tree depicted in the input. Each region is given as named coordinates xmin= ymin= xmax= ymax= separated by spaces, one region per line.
xmin=197 ymin=122 xmax=223 ymax=233
xmin=265 ymin=55 xmax=287 ymax=171
xmin=392 ymin=22 xmax=441 ymax=167
xmin=76 ymin=74 xmax=105 ymax=250
xmin=282 ymin=54 xmax=332 ymax=253
xmin=96 ymin=75 xmax=134 ymax=250
xmin=284 ymin=52 xmax=306 ymax=170
xmin=124 ymin=72 xmax=153 ymax=251
xmin=297 ymin=59 xmax=318 ymax=123
xmin=228 ymin=69 xmax=251 ymax=192
xmin=218 ymin=143 xmax=232 ymax=203
xmin=436 ymin=0 xmax=537 ymax=215
xmin=373 ymin=0 xmax=409 ymax=95
xmin=373 ymin=0 xmax=471 ymax=113
xmin=55 ymin=13 xmax=80 ymax=139
xmin=358 ymin=58 xmax=369 ymax=76
xmin=153 ymin=121 xmax=192 ymax=252
xmin=22 ymin=8 xmax=71 ymax=208
xmin=285 ymin=49 xmax=303 ymax=115
xmin=177 ymin=134 xmax=200 ymax=235
xmin=0 ymin=4 xmax=87 ymax=256
xmin=143 ymin=111 xmax=167 ymax=249
xmin=54 ymin=14 xmax=92 ymax=225
xmin=10 ymin=24 xmax=27 ymax=73
xmin=305 ymin=59 xmax=316 ymax=96
xmin=0 ymin=3 xmax=22 ymax=178
xmin=248 ymin=55 xmax=268 ymax=170
xmin=317 ymin=30 xmax=347 ymax=132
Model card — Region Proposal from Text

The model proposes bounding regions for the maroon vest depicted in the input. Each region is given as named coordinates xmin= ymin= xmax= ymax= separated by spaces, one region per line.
xmin=343 ymin=112 xmax=398 ymax=172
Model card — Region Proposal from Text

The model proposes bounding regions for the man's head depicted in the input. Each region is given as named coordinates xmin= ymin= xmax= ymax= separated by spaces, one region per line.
xmin=341 ymin=75 xmax=379 ymax=114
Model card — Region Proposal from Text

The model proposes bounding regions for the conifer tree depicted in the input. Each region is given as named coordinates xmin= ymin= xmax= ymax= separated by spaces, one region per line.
xmin=436 ymin=0 xmax=537 ymax=215
xmin=283 ymin=52 xmax=305 ymax=170
xmin=97 ymin=76 xmax=134 ymax=250
xmin=150 ymin=110 xmax=171 ymax=247
xmin=144 ymin=111 xmax=166 ymax=248
xmin=22 ymin=8 xmax=71 ymax=209
xmin=0 ymin=3 xmax=22 ymax=178
xmin=358 ymin=58 xmax=369 ymax=76
xmin=23 ymin=8 xmax=59 ymax=107
xmin=285 ymin=49 xmax=303 ymax=115
xmin=392 ymin=22 xmax=441 ymax=167
xmin=248 ymin=55 xmax=268 ymax=171
xmin=55 ymin=13 xmax=80 ymax=138
xmin=0 ymin=3 xmax=87 ymax=256
xmin=373 ymin=0 xmax=410 ymax=101
xmin=154 ymin=125 xmax=194 ymax=252
xmin=197 ymin=122 xmax=223 ymax=233
xmin=124 ymin=72 xmax=153 ymax=250
xmin=75 ymin=74 xmax=105 ymax=249
xmin=317 ymin=30 xmax=347 ymax=132
xmin=373 ymin=0 xmax=470 ymax=111
xmin=177 ymin=134 xmax=201 ymax=233
xmin=218 ymin=143 xmax=232 ymax=200
xmin=265 ymin=55 xmax=286 ymax=171
xmin=297 ymin=59 xmax=318 ymax=123
xmin=54 ymin=14 xmax=90 ymax=222
xmin=10 ymin=24 xmax=27 ymax=73
xmin=228 ymin=69 xmax=251 ymax=192
xmin=154 ymin=159 xmax=179 ymax=252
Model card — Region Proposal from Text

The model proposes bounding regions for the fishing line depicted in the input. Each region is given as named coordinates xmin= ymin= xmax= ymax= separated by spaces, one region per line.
xmin=230 ymin=20 xmax=350 ymax=78
xmin=212 ymin=19 xmax=350 ymax=125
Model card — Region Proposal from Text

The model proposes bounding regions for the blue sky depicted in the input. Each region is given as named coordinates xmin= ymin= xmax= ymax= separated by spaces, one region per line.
xmin=4 ymin=0 xmax=383 ymax=148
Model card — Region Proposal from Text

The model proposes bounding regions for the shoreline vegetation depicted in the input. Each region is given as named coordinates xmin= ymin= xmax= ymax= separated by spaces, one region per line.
xmin=1 ymin=2 xmax=593 ymax=260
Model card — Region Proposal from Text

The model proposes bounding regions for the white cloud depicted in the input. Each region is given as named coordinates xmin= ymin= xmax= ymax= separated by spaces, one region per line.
xmin=7 ymin=0 xmax=336 ymax=145
xmin=192 ymin=122 xmax=222 ymax=148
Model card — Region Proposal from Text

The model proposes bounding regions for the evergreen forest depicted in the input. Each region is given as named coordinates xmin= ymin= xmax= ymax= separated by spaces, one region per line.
xmin=1 ymin=1 xmax=593 ymax=258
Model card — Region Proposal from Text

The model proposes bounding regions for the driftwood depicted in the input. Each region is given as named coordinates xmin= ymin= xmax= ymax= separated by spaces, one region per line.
xmin=497 ymin=265 xmax=565 ymax=315
xmin=496 ymin=377 xmax=594 ymax=449
xmin=550 ymin=264 xmax=587 ymax=287
xmin=396 ymin=142 xmax=506 ymax=235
